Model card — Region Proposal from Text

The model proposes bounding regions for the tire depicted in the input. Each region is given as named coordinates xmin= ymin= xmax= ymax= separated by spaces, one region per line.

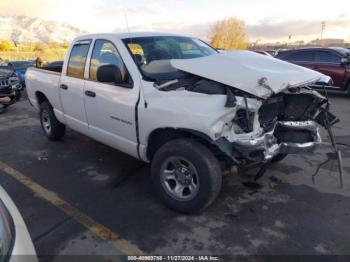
xmin=346 ymin=82 xmax=350 ymax=96
xmin=39 ymin=101 xmax=66 ymax=141
xmin=151 ymin=138 xmax=222 ymax=214
xmin=270 ymin=153 xmax=288 ymax=164
xmin=15 ymin=90 xmax=21 ymax=101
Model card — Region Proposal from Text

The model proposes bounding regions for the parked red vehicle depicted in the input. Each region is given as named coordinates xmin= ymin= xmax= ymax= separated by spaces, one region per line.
xmin=276 ymin=47 xmax=350 ymax=93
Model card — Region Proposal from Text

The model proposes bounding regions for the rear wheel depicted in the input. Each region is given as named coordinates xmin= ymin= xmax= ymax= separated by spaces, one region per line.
xmin=40 ymin=101 xmax=66 ymax=141
xmin=151 ymin=138 xmax=222 ymax=213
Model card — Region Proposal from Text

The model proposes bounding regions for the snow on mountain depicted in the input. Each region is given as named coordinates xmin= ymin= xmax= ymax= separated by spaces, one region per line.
xmin=0 ymin=16 xmax=87 ymax=43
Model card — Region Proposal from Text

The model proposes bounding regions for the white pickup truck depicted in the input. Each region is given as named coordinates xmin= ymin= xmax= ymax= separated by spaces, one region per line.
xmin=26 ymin=33 xmax=337 ymax=213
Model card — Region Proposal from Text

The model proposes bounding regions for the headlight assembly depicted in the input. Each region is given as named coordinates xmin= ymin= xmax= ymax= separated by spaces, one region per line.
xmin=8 ymin=77 xmax=19 ymax=84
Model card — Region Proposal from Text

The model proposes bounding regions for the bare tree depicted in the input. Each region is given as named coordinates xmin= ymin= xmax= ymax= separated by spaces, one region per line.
xmin=210 ymin=18 xmax=248 ymax=50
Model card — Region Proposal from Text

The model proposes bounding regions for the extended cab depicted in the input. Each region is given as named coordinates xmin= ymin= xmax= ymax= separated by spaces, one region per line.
xmin=26 ymin=33 xmax=337 ymax=213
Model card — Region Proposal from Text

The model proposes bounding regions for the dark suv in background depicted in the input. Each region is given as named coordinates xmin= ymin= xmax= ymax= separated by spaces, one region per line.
xmin=276 ymin=47 xmax=350 ymax=93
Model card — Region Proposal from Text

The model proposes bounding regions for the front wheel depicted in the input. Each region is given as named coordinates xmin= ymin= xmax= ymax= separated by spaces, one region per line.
xmin=15 ymin=90 xmax=21 ymax=101
xmin=40 ymin=101 xmax=66 ymax=141
xmin=151 ymin=139 xmax=222 ymax=213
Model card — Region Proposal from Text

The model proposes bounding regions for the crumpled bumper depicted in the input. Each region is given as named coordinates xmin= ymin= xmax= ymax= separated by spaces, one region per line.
xmin=0 ymin=90 xmax=16 ymax=98
xmin=232 ymin=121 xmax=321 ymax=162
xmin=0 ymin=83 xmax=21 ymax=97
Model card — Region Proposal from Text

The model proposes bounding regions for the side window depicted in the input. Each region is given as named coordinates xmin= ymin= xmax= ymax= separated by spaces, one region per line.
xmin=66 ymin=41 xmax=91 ymax=78
xmin=284 ymin=51 xmax=315 ymax=62
xmin=315 ymin=51 xmax=341 ymax=63
xmin=89 ymin=39 xmax=130 ymax=83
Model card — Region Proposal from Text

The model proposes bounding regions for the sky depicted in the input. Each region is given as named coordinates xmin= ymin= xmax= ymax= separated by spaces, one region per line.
xmin=1 ymin=0 xmax=350 ymax=43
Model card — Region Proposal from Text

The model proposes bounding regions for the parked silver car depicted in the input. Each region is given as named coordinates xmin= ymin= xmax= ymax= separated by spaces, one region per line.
xmin=0 ymin=186 xmax=37 ymax=262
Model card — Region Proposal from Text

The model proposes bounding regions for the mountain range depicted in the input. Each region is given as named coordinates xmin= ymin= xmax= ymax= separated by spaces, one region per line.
xmin=0 ymin=16 xmax=87 ymax=44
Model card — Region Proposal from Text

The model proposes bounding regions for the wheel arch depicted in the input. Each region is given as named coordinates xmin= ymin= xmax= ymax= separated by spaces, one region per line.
xmin=35 ymin=91 xmax=50 ymax=106
xmin=146 ymin=127 xmax=235 ymax=167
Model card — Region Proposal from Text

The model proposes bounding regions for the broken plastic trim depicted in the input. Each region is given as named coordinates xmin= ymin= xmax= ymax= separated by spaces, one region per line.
xmin=313 ymin=85 xmax=344 ymax=188
xmin=315 ymin=108 xmax=339 ymax=127
xmin=224 ymin=88 xmax=237 ymax=107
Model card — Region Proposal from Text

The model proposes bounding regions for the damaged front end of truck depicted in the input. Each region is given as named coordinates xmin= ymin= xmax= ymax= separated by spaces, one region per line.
xmin=220 ymin=87 xmax=337 ymax=165
xmin=165 ymin=51 xmax=339 ymax=166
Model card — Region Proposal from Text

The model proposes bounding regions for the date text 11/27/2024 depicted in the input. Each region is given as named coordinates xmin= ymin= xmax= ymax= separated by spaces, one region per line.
xmin=127 ymin=256 xmax=220 ymax=261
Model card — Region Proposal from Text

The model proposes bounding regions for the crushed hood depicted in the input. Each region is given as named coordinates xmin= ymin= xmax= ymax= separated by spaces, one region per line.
xmin=171 ymin=51 xmax=326 ymax=98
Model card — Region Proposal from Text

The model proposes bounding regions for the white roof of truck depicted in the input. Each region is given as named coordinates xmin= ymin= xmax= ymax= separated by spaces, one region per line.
xmin=74 ymin=32 xmax=188 ymax=41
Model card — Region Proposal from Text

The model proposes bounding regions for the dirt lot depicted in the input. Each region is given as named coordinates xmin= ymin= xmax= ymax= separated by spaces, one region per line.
xmin=1 ymin=94 xmax=350 ymax=261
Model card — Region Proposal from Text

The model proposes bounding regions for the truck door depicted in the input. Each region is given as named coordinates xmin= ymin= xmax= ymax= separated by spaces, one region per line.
xmin=314 ymin=50 xmax=347 ymax=90
xmin=284 ymin=50 xmax=316 ymax=71
xmin=84 ymin=39 xmax=140 ymax=158
xmin=60 ymin=40 xmax=91 ymax=135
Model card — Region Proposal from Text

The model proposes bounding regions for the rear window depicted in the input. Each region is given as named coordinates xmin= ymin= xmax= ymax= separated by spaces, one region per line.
xmin=66 ymin=41 xmax=91 ymax=78
xmin=281 ymin=51 xmax=315 ymax=62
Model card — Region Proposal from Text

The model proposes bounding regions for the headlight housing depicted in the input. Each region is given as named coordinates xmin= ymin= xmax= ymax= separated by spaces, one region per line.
xmin=8 ymin=77 xmax=21 ymax=91
xmin=0 ymin=199 xmax=15 ymax=262
xmin=8 ymin=77 xmax=19 ymax=84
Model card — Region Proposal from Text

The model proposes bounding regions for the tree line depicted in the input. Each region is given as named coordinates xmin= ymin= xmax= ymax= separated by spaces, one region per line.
xmin=0 ymin=40 xmax=69 ymax=52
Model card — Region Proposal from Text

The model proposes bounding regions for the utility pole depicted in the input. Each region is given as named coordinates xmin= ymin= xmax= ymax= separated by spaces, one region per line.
xmin=321 ymin=21 xmax=326 ymax=46
xmin=124 ymin=10 xmax=130 ymax=33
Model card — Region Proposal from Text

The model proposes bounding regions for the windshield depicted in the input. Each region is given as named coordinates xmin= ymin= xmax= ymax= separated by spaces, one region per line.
xmin=0 ymin=66 xmax=14 ymax=76
xmin=123 ymin=36 xmax=217 ymax=80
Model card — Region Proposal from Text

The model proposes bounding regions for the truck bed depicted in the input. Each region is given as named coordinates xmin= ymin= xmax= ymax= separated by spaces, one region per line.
xmin=25 ymin=67 xmax=62 ymax=113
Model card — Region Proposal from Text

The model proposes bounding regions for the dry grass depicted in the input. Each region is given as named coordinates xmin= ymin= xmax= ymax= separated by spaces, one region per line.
xmin=0 ymin=48 xmax=67 ymax=62
xmin=0 ymin=42 xmax=145 ymax=62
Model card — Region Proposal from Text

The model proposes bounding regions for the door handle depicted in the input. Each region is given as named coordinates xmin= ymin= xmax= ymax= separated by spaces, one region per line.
xmin=85 ymin=90 xmax=96 ymax=98
xmin=60 ymin=84 xmax=68 ymax=90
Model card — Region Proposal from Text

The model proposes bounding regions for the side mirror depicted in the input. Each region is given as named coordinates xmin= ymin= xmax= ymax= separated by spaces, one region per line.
xmin=341 ymin=57 xmax=348 ymax=65
xmin=318 ymin=75 xmax=333 ymax=86
xmin=97 ymin=64 xmax=123 ymax=84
